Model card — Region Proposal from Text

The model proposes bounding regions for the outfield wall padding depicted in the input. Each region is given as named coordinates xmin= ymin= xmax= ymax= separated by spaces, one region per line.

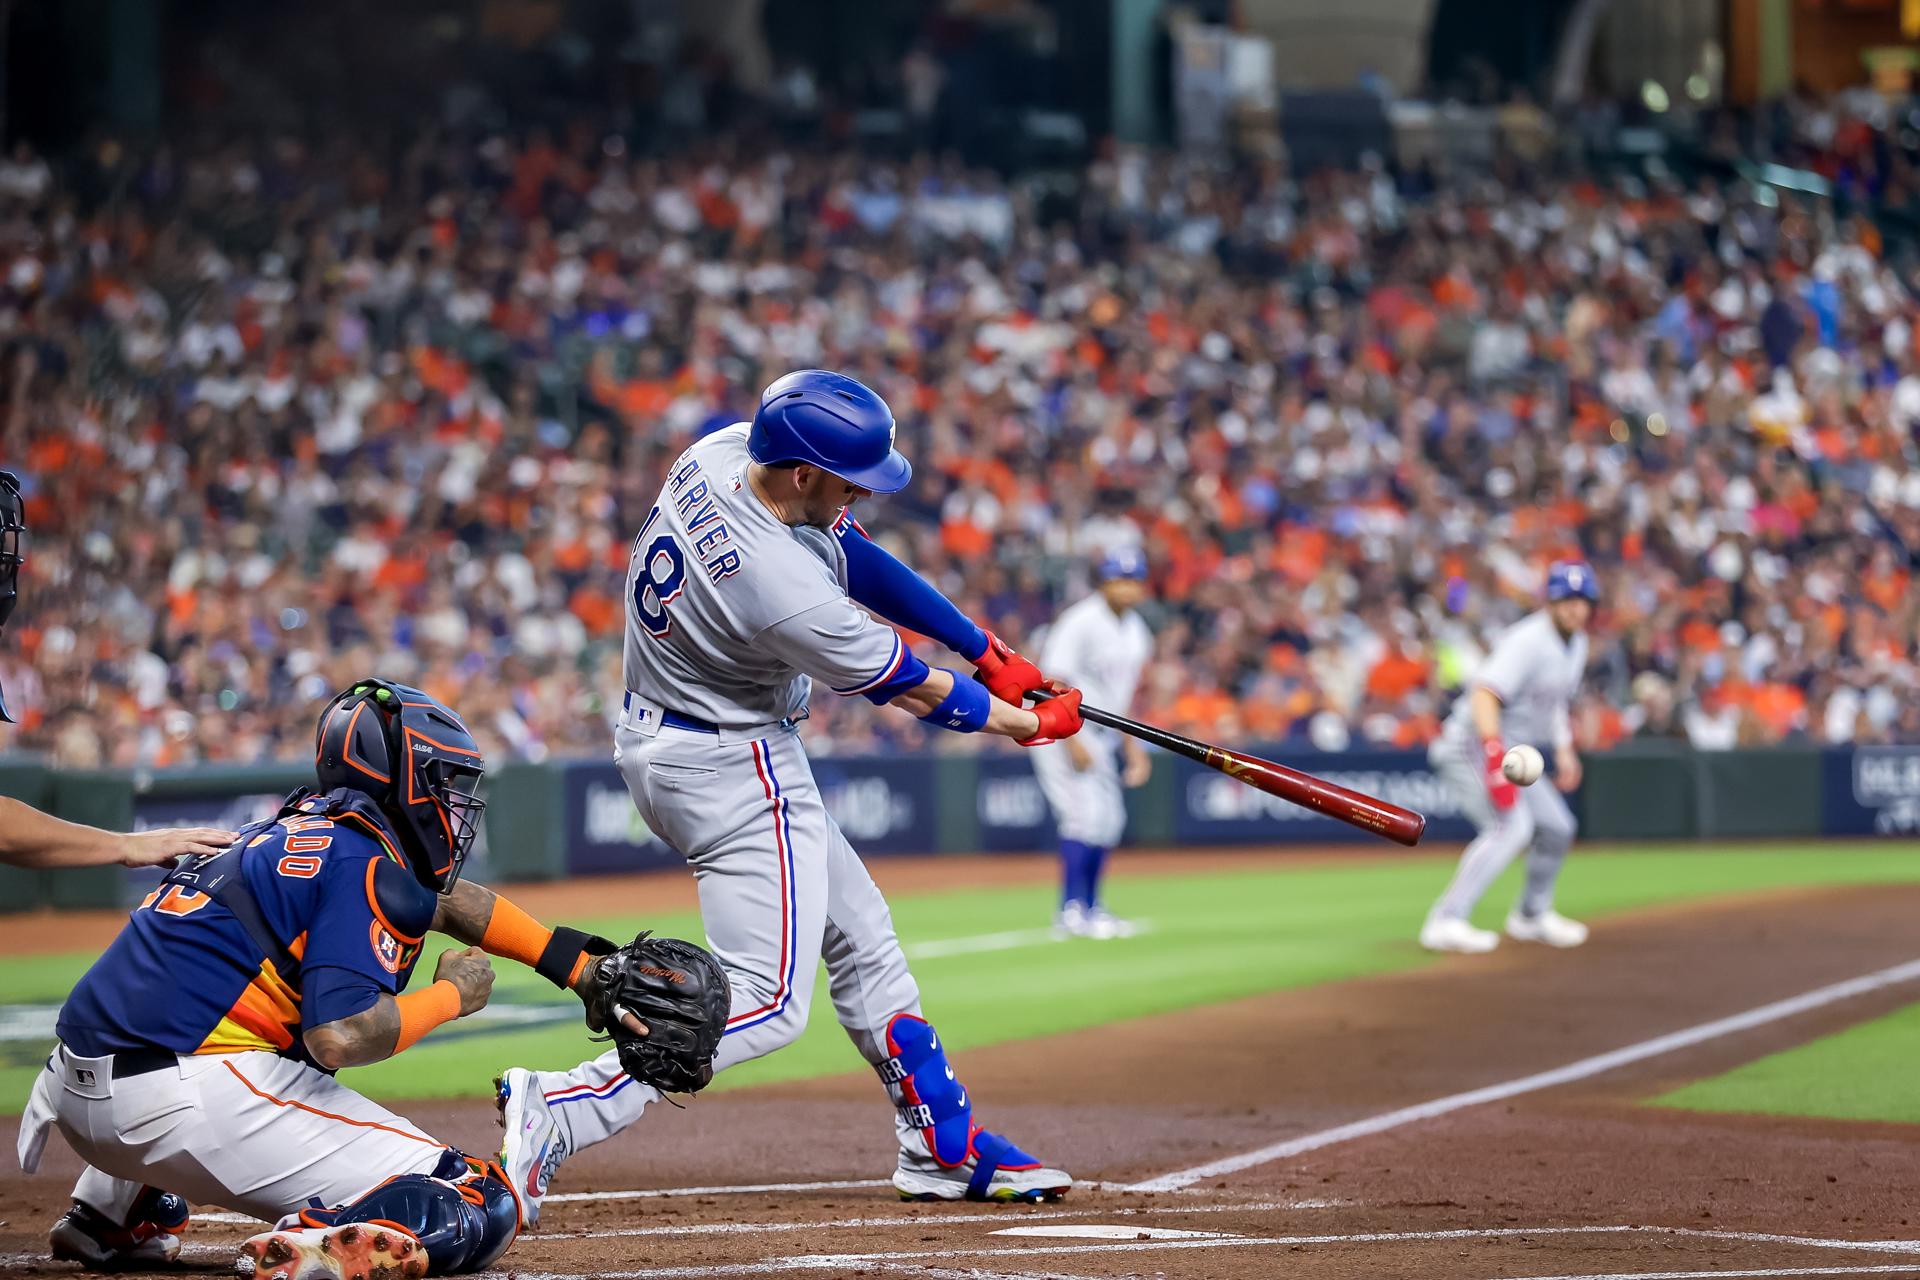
xmin=0 ymin=742 xmax=1905 ymax=912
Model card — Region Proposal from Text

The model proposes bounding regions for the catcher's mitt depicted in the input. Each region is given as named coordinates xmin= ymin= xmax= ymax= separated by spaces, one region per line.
xmin=581 ymin=931 xmax=729 ymax=1094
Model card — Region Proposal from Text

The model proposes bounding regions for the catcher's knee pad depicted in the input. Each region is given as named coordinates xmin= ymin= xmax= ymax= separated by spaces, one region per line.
xmin=320 ymin=1152 xmax=519 ymax=1275
xmin=878 ymin=1013 xmax=971 ymax=1168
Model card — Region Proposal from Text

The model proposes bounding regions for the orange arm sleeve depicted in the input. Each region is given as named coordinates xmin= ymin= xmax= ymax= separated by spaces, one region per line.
xmin=393 ymin=980 xmax=462 ymax=1053
xmin=480 ymin=895 xmax=593 ymax=987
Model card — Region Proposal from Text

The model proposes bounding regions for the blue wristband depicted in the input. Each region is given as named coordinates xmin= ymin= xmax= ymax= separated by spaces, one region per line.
xmin=919 ymin=671 xmax=991 ymax=734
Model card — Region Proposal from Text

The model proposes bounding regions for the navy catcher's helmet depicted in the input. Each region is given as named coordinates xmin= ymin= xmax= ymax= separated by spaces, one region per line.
xmin=747 ymin=370 xmax=912 ymax=494
xmin=1545 ymin=559 xmax=1599 ymax=603
xmin=0 ymin=470 xmax=22 ymax=724
xmin=315 ymin=679 xmax=486 ymax=892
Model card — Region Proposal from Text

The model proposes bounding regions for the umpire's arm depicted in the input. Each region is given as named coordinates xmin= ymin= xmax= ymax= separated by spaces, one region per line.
xmin=0 ymin=797 xmax=233 ymax=869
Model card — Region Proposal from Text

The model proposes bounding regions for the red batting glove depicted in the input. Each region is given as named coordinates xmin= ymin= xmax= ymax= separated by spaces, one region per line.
xmin=1018 ymin=686 xmax=1084 ymax=747
xmin=1481 ymin=737 xmax=1518 ymax=812
xmin=973 ymin=630 xmax=1046 ymax=706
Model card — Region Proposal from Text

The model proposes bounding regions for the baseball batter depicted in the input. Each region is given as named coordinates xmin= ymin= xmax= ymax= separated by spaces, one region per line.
xmin=15 ymin=680 xmax=680 ymax=1280
xmin=1030 ymin=549 xmax=1154 ymax=939
xmin=497 ymin=370 xmax=1087 ymax=1218
xmin=1421 ymin=561 xmax=1598 ymax=954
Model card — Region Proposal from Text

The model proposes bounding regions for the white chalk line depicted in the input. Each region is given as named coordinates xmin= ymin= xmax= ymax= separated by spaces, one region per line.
xmin=516 ymin=1199 xmax=1333 ymax=1243
xmin=901 ymin=922 xmax=1153 ymax=960
xmin=1130 ymin=955 xmax=1920 ymax=1191
xmin=479 ymin=1225 xmax=1920 ymax=1280
xmin=191 ymin=1187 xmax=1331 ymax=1231
xmin=10 ymin=1222 xmax=1912 ymax=1279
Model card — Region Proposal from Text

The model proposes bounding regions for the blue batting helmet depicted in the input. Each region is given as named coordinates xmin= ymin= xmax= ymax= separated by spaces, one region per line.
xmin=1545 ymin=560 xmax=1599 ymax=603
xmin=315 ymin=679 xmax=487 ymax=893
xmin=1097 ymin=546 xmax=1150 ymax=581
xmin=0 ymin=470 xmax=21 ymax=724
xmin=747 ymin=370 xmax=912 ymax=494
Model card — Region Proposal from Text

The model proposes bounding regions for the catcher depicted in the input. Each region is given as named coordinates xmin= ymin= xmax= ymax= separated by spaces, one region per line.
xmin=16 ymin=678 xmax=727 ymax=1280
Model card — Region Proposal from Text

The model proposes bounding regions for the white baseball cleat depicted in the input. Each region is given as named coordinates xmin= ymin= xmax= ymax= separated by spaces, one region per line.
xmin=1505 ymin=910 xmax=1589 ymax=947
xmin=1081 ymin=906 xmax=1138 ymax=940
xmin=237 ymin=1222 xmax=427 ymax=1280
xmin=1419 ymin=916 xmax=1500 ymax=954
xmin=1052 ymin=902 xmax=1089 ymax=939
xmin=893 ymin=1131 xmax=1072 ymax=1203
xmin=495 ymin=1068 xmax=566 ymax=1228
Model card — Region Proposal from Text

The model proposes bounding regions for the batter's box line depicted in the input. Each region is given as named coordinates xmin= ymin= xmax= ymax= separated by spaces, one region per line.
xmin=511 ymin=1198 xmax=1340 ymax=1243
xmin=186 ymin=1178 xmax=1259 ymax=1227
xmin=476 ymin=1225 xmax=1920 ymax=1280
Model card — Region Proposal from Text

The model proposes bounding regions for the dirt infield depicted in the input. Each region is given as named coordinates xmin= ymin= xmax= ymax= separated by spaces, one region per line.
xmin=4 ymin=873 xmax=1919 ymax=1279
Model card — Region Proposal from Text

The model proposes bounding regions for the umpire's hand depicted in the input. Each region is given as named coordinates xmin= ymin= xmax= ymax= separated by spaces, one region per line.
xmin=116 ymin=826 xmax=237 ymax=867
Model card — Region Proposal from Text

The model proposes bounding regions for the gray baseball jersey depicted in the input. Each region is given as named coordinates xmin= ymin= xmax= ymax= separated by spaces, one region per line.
xmin=621 ymin=425 xmax=910 ymax=726
xmin=1443 ymin=608 xmax=1587 ymax=748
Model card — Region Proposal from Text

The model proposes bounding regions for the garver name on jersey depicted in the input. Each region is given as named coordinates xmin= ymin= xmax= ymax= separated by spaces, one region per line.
xmin=664 ymin=450 xmax=745 ymax=584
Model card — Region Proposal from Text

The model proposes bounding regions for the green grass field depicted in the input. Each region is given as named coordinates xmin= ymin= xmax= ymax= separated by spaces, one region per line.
xmin=1653 ymin=998 xmax=1920 ymax=1125
xmin=5 ymin=844 xmax=1920 ymax=1117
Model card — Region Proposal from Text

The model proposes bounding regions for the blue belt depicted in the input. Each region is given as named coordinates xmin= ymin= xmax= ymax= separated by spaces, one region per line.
xmin=623 ymin=691 xmax=719 ymax=734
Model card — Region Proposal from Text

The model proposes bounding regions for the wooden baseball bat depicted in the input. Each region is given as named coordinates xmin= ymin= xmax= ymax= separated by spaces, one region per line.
xmin=1036 ymin=695 xmax=1427 ymax=846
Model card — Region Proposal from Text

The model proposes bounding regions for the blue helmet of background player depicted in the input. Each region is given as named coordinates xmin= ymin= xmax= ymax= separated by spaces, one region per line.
xmin=747 ymin=369 xmax=912 ymax=494
xmin=0 ymin=470 xmax=22 ymax=724
xmin=1545 ymin=559 xmax=1599 ymax=604
xmin=1096 ymin=546 xmax=1149 ymax=582
xmin=314 ymin=679 xmax=487 ymax=893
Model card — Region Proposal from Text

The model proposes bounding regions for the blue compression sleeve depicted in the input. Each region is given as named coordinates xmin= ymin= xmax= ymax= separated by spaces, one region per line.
xmin=836 ymin=517 xmax=989 ymax=662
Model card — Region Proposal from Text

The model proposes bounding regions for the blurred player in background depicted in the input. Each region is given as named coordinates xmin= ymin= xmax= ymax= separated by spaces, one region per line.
xmin=1420 ymin=561 xmax=1598 ymax=954
xmin=1030 ymin=549 xmax=1155 ymax=939
xmin=0 ymin=469 xmax=235 ymax=869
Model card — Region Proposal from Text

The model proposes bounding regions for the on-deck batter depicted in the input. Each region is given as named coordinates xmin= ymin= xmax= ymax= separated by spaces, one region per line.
xmin=495 ymin=370 xmax=1087 ymax=1220
xmin=1030 ymin=548 xmax=1154 ymax=939
xmin=1421 ymin=560 xmax=1598 ymax=954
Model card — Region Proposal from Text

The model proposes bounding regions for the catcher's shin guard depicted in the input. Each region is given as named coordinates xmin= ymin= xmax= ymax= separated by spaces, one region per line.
xmin=289 ymin=1152 xmax=521 ymax=1276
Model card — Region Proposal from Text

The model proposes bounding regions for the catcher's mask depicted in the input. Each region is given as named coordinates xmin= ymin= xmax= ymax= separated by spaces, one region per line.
xmin=0 ymin=469 xmax=22 ymax=724
xmin=315 ymin=679 xmax=486 ymax=893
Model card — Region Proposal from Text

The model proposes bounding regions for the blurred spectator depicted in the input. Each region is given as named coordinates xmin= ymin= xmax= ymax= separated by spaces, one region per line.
xmin=2 ymin=98 xmax=1920 ymax=767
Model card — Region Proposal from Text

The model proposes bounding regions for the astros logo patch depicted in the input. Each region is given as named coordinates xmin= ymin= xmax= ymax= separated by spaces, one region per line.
xmin=370 ymin=921 xmax=404 ymax=974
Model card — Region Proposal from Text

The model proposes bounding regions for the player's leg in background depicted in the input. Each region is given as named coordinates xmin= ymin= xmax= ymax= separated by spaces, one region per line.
xmin=1423 ymin=736 xmax=1534 ymax=952
xmin=816 ymin=816 xmax=1072 ymax=1203
xmin=1031 ymin=739 xmax=1126 ymax=936
xmin=1506 ymin=781 xmax=1586 ymax=946
xmin=1030 ymin=742 xmax=1091 ymax=929
xmin=1075 ymin=738 xmax=1131 ymax=938
xmin=520 ymin=725 xmax=830 ymax=1158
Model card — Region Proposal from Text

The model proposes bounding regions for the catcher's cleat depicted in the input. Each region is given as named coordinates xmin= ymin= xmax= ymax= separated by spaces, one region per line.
xmin=893 ymin=1129 xmax=1072 ymax=1203
xmin=495 ymin=1068 xmax=565 ymax=1228
xmin=49 ymin=1189 xmax=189 ymax=1269
xmin=236 ymin=1223 xmax=426 ymax=1280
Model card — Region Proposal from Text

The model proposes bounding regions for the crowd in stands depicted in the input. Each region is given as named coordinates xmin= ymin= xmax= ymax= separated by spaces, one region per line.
xmin=3 ymin=96 xmax=1920 ymax=768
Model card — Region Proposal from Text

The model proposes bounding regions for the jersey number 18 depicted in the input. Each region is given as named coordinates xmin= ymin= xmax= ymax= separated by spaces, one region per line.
xmin=631 ymin=505 xmax=687 ymax=639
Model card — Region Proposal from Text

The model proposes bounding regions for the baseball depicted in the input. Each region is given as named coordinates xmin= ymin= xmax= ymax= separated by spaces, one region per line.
xmin=1502 ymin=744 xmax=1545 ymax=787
